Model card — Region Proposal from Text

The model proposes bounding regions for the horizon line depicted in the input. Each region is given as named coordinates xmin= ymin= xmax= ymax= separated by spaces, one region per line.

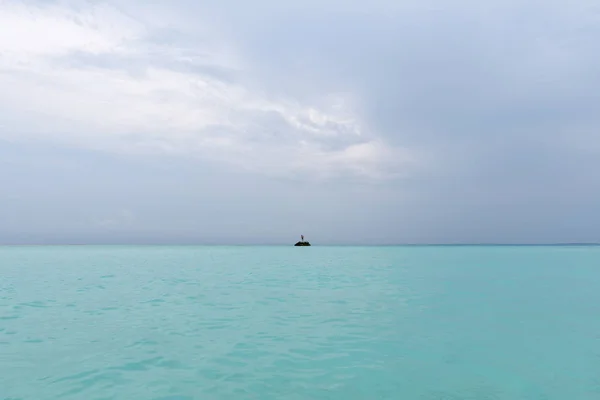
xmin=0 ymin=243 xmax=599 ymax=247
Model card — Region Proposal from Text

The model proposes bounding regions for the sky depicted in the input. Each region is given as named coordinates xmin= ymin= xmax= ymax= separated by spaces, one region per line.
xmin=0 ymin=0 xmax=599 ymax=244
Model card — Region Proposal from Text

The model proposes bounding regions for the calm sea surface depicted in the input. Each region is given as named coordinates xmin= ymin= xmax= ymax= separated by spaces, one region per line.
xmin=1 ymin=245 xmax=600 ymax=399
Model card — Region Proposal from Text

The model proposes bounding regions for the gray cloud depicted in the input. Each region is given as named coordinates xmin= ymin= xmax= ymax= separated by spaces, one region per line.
xmin=1 ymin=0 xmax=599 ymax=243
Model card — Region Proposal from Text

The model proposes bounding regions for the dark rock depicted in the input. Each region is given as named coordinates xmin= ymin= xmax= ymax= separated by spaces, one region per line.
xmin=294 ymin=241 xmax=311 ymax=246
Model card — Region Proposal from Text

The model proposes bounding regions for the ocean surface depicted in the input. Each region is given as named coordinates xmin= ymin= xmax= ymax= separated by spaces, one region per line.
xmin=1 ymin=245 xmax=600 ymax=399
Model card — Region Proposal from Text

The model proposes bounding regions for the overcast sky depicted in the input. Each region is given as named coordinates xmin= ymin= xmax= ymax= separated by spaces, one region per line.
xmin=1 ymin=0 xmax=599 ymax=244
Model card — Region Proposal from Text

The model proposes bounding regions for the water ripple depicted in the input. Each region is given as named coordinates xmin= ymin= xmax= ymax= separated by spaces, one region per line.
xmin=1 ymin=246 xmax=600 ymax=399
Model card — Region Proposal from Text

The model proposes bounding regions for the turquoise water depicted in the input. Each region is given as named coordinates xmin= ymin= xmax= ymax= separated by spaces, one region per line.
xmin=1 ymin=245 xmax=600 ymax=399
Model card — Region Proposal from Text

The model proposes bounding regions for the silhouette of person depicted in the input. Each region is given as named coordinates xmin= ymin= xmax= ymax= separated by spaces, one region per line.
xmin=301 ymin=235 xmax=304 ymax=242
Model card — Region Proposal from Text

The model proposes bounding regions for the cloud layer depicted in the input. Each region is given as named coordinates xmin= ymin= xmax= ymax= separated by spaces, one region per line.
xmin=1 ymin=0 xmax=600 ymax=243
xmin=0 ymin=0 xmax=416 ymax=180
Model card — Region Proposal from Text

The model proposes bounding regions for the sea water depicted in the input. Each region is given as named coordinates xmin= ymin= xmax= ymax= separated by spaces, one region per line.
xmin=1 ymin=245 xmax=599 ymax=399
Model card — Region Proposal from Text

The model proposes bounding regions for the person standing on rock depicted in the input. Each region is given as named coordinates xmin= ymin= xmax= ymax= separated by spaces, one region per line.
xmin=301 ymin=235 xmax=304 ymax=242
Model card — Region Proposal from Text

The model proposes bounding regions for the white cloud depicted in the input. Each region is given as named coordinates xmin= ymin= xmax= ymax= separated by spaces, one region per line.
xmin=0 ymin=0 xmax=143 ymax=58
xmin=0 ymin=0 xmax=412 ymax=180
